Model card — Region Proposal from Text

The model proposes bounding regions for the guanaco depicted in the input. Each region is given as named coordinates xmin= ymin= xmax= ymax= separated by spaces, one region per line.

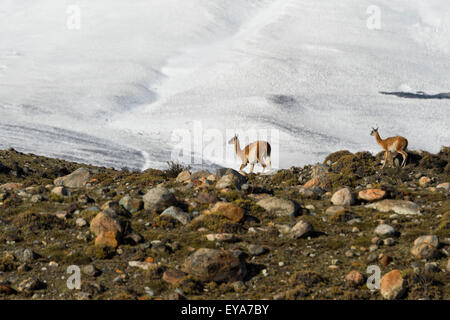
xmin=228 ymin=134 xmax=271 ymax=173
xmin=370 ymin=127 xmax=408 ymax=168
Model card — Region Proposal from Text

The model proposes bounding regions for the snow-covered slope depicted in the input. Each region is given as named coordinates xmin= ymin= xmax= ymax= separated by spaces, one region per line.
xmin=0 ymin=0 xmax=449 ymax=170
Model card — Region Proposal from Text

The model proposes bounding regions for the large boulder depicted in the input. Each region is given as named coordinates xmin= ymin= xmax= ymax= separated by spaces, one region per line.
xmin=183 ymin=248 xmax=247 ymax=283
xmin=256 ymin=196 xmax=299 ymax=217
xmin=365 ymin=200 xmax=420 ymax=215
xmin=54 ymin=167 xmax=92 ymax=188
xmin=143 ymin=187 xmax=177 ymax=212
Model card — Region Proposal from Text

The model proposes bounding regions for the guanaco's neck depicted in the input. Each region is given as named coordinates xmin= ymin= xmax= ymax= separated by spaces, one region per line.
xmin=234 ymin=139 xmax=246 ymax=162
xmin=374 ymin=132 xmax=384 ymax=147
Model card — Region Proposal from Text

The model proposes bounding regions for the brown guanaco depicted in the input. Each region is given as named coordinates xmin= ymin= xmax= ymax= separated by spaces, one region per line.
xmin=370 ymin=127 xmax=408 ymax=168
xmin=228 ymin=134 xmax=271 ymax=173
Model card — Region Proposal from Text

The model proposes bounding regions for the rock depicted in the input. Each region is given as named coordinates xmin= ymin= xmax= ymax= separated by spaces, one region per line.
xmin=0 ymin=182 xmax=23 ymax=191
xmin=331 ymin=188 xmax=354 ymax=206
xmin=143 ymin=187 xmax=177 ymax=212
xmin=447 ymin=258 xmax=450 ymax=272
xmin=0 ymin=284 xmax=16 ymax=295
xmin=176 ymin=170 xmax=191 ymax=183
xmin=18 ymin=278 xmax=46 ymax=292
xmin=418 ymin=176 xmax=431 ymax=187
xmin=358 ymin=189 xmax=386 ymax=202
xmin=82 ymin=265 xmax=100 ymax=277
xmin=424 ymin=262 xmax=439 ymax=273
xmin=302 ymin=176 xmax=331 ymax=190
xmin=411 ymin=235 xmax=440 ymax=259
xmin=119 ymin=195 xmax=143 ymax=214
xmin=196 ymin=192 xmax=218 ymax=204
xmin=436 ymin=182 xmax=450 ymax=191
xmin=365 ymin=200 xmax=420 ymax=215
xmin=90 ymin=211 xmax=125 ymax=248
xmin=247 ymin=244 xmax=267 ymax=256
xmin=345 ymin=270 xmax=365 ymax=286
xmin=191 ymin=170 xmax=212 ymax=180
xmin=76 ymin=218 xmax=87 ymax=227
xmin=232 ymin=281 xmax=246 ymax=293
xmin=162 ymin=269 xmax=187 ymax=285
xmin=207 ymin=202 xmax=245 ymax=223
xmin=183 ymin=248 xmax=247 ymax=283
xmin=291 ymin=220 xmax=313 ymax=239
xmin=161 ymin=206 xmax=192 ymax=225
xmin=413 ymin=235 xmax=440 ymax=248
xmin=410 ymin=243 xmax=439 ymax=259
xmin=128 ymin=261 xmax=158 ymax=271
xmin=374 ymin=224 xmax=395 ymax=237
xmin=215 ymin=171 xmax=246 ymax=190
xmin=325 ymin=206 xmax=346 ymax=216
xmin=256 ymin=196 xmax=298 ymax=217
xmin=380 ymin=270 xmax=407 ymax=300
xmin=379 ymin=254 xmax=393 ymax=266
xmin=383 ymin=238 xmax=395 ymax=246
xmin=206 ymin=233 xmax=238 ymax=242
xmin=54 ymin=167 xmax=92 ymax=188
xmin=51 ymin=186 xmax=72 ymax=197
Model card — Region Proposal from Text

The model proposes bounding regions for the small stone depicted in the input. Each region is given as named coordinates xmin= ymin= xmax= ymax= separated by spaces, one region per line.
xmin=290 ymin=220 xmax=313 ymax=239
xmin=54 ymin=167 xmax=92 ymax=188
xmin=424 ymin=262 xmax=439 ymax=273
xmin=374 ymin=224 xmax=395 ymax=237
xmin=413 ymin=235 xmax=439 ymax=248
xmin=162 ymin=269 xmax=187 ymax=285
xmin=143 ymin=187 xmax=177 ymax=212
xmin=446 ymin=258 xmax=450 ymax=272
xmin=51 ymin=186 xmax=72 ymax=197
xmin=232 ymin=281 xmax=246 ymax=293
xmin=345 ymin=270 xmax=365 ymax=286
xmin=176 ymin=170 xmax=191 ymax=183
xmin=325 ymin=206 xmax=346 ymax=216
xmin=256 ymin=197 xmax=299 ymax=217
xmin=183 ymin=248 xmax=247 ymax=283
xmin=358 ymin=188 xmax=386 ymax=202
xmin=82 ymin=265 xmax=100 ymax=277
xmin=119 ymin=195 xmax=143 ymax=214
xmin=418 ymin=176 xmax=431 ymax=187
xmin=436 ymin=182 xmax=450 ymax=191
xmin=128 ymin=261 xmax=157 ymax=271
xmin=383 ymin=238 xmax=395 ymax=246
xmin=365 ymin=200 xmax=420 ymax=215
xmin=206 ymin=233 xmax=238 ymax=242
xmin=331 ymin=188 xmax=354 ymax=206
xmin=76 ymin=218 xmax=87 ymax=227
xmin=380 ymin=270 xmax=407 ymax=300
xmin=161 ymin=206 xmax=192 ymax=225
xmin=247 ymin=244 xmax=267 ymax=256
xmin=379 ymin=254 xmax=393 ymax=266
xmin=206 ymin=202 xmax=245 ymax=222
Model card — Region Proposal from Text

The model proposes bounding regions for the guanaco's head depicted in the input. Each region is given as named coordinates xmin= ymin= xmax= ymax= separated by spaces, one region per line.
xmin=370 ymin=127 xmax=379 ymax=136
xmin=228 ymin=134 xmax=238 ymax=145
